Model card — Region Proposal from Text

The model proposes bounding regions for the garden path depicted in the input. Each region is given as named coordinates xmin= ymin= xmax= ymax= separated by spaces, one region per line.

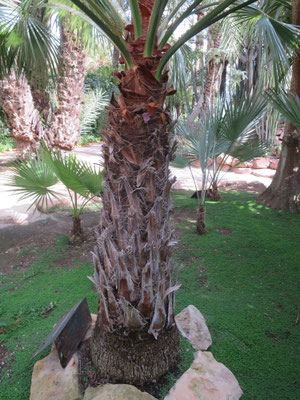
xmin=0 ymin=143 xmax=274 ymax=228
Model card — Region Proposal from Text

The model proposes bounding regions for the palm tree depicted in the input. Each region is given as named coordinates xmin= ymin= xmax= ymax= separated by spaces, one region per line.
xmin=7 ymin=146 xmax=103 ymax=242
xmin=0 ymin=1 xmax=92 ymax=156
xmin=55 ymin=0 xmax=260 ymax=385
xmin=258 ymin=0 xmax=300 ymax=213
xmin=174 ymin=91 xmax=267 ymax=234
xmin=0 ymin=0 xmax=60 ymax=156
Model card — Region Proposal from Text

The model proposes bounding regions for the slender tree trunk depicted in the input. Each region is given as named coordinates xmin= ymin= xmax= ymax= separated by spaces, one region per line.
xmin=258 ymin=0 xmax=300 ymax=213
xmin=69 ymin=216 xmax=83 ymax=244
xmin=201 ymin=25 xmax=222 ymax=113
xmin=48 ymin=27 xmax=86 ymax=150
xmin=0 ymin=73 xmax=45 ymax=157
xmin=196 ymin=204 xmax=208 ymax=234
xmin=90 ymin=1 xmax=180 ymax=385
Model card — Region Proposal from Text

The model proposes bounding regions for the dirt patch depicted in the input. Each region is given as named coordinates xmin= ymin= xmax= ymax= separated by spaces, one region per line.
xmin=0 ymin=211 xmax=99 ymax=277
xmin=0 ymin=343 xmax=15 ymax=382
xmin=217 ymin=227 xmax=233 ymax=235
xmin=220 ymin=181 xmax=267 ymax=194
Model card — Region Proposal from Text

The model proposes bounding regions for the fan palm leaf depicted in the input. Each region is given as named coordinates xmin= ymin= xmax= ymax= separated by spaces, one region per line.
xmin=0 ymin=0 xmax=60 ymax=81
xmin=6 ymin=154 xmax=59 ymax=210
xmin=42 ymin=147 xmax=103 ymax=197
xmin=265 ymin=89 xmax=300 ymax=131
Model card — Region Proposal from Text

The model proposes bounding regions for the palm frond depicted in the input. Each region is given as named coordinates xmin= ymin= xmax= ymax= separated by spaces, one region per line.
xmin=80 ymin=88 xmax=108 ymax=135
xmin=229 ymin=136 xmax=270 ymax=161
xmin=221 ymin=92 xmax=266 ymax=143
xmin=6 ymin=154 xmax=59 ymax=210
xmin=234 ymin=4 xmax=299 ymax=86
xmin=265 ymin=89 xmax=300 ymax=131
xmin=42 ymin=147 xmax=103 ymax=197
xmin=155 ymin=0 xmax=257 ymax=78
xmin=0 ymin=0 xmax=60 ymax=82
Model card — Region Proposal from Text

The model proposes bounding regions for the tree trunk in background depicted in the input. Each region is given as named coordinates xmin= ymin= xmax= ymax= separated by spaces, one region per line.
xmin=90 ymin=0 xmax=180 ymax=386
xmin=258 ymin=0 xmax=300 ymax=213
xmin=29 ymin=84 xmax=51 ymax=122
xmin=48 ymin=26 xmax=86 ymax=150
xmin=201 ymin=24 xmax=222 ymax=113
xmin=0 ymin=74 xmax=45 ymax=157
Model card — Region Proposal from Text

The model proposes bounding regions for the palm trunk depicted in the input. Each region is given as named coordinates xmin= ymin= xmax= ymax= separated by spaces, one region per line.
xmin=0 ymin=74 xmax=45 ymax=158
xmin=258 ymin=0 xmax=300 ymax=213
xmin=196 ymin=204 xmax=208 ymax=234
xmin=70 ymin=216 xmax=83 ymax=244
xmin=48 ymin=27 xmax=86 ymax=150
xmin=90 ymin=1 xmax=180 ymax=385
xmin=201 ymin=25 xmax=222 ymax=113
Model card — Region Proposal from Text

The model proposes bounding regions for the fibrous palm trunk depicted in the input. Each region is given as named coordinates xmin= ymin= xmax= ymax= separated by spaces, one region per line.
xmin=258 ymin=0 xmax=300 ymax=213
xmin=48 ymin=27 xmax=86 ymax=150
xmin=0 ymin=73 xmax=45 ymax=157
xmin=196 ymin=204 xmax=208 ymax=234
xmin=90 ymin=1 xmax=180 ymax=386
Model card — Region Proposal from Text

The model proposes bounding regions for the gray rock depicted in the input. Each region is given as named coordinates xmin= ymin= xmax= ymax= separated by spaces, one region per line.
xmin=175 ymin=305 xmax=212 ymax=350
xmin=165 ymin=351 xmax=243 ymax=400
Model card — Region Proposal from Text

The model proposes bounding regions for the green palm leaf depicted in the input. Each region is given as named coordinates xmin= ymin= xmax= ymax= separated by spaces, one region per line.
xmin=42 ymin=147 xmax=103 ymax=197
xmin=265 ymin=89 xmax=300 ymax=131
xmin=6 ymin=155 xmax=59 ymax=210
xmin=0 ymin=0 xmax=60 ymax=82
xmin=234 ymin=4 xmax=299 ymax=85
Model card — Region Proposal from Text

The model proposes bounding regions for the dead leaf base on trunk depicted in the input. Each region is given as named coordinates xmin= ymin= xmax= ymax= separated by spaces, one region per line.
xmin=90 ymin=324 xmax=180 ymax=387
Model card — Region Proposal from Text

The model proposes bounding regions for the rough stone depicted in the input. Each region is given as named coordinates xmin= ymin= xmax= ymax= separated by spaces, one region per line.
xmin=252 ymin=157 xmax=270 ymax=169
xmin=175 ymin=305 xmax=212 ymax=351
xmin=30 ymin=350 xmax=81 ymax=400
xmin=165 ymin=351 xmax=243 ymax=400
xmin=83 ymin=384 xmax=157 ymax=400
xmin=251 ymin=169 xmax=275 ymax=178
xmin=230 ymin=167 xmax=252 ymax=174
xmin=269 ymin=158 xmax=279 ymax=170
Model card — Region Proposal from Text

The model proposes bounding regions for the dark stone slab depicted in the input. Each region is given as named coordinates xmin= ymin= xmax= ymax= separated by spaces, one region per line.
xmin=31 ymin=297 xmax=92 ymax=368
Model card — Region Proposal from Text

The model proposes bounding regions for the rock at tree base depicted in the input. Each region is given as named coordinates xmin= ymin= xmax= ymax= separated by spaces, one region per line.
xmin=83 ymin=384 xmax=157 ymax=400
xmin=164 ymin=351 xmax=243 ymax=400
xmin=175 ymin=305 xmax=212 ymax=351
xmin=30 ymin=350 xmax=81 ymax=400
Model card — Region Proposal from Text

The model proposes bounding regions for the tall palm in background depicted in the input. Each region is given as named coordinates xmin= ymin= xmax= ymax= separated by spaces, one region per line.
xmin=0 ymin=0 xmax=88 ymax=156
xmin=49 ymin=0 xmax=259 ymax=385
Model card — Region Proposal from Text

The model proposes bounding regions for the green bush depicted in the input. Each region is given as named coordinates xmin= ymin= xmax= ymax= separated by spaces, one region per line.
xmin=0 ymin=117 xmax=14 ymax=152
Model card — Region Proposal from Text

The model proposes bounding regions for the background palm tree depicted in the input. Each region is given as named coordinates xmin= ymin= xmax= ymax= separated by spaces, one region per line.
xmin=0 ymin=0 xmax=97 ymax=156
xmin=258 ymin=0 xmax=300 ymax=212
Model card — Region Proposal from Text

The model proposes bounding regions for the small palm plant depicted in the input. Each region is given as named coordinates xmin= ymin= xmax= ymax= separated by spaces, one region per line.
xmin=173 ymin=92 xmax=269 ymax=234
xmin=7 ymin=146 xmax=103 ymax=243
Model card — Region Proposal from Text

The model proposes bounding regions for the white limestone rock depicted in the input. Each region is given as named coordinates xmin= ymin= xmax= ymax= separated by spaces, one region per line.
xmin=164 ymin=351 xmax=243 ymax=400
xmin=83 ymin=384 xmax=157 ymax=400
xmin=30 ymin=350 xmax=82 ymax=400
xmin=175 ymin=305 xmax=212 ymax=351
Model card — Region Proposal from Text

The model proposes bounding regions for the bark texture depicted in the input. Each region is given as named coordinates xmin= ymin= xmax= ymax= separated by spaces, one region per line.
xmin=48 ymin=27 xmax=86 ymax=150
xmin=69 ymin=216 xmax=83 ymax=244
xmin=196 ymin=204 xmax=208 ymax=235
xmin=90 ymin=1 xmax=180 ymax=385
xmin=258 ymin=0 xmax=300 ymax=213
xmin=0 ymin=74 xmax=45 ymax=157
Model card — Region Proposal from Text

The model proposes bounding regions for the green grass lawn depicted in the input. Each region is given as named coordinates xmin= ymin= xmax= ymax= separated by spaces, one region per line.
xmin=0 ymin=190 xmax=299 ymax=399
